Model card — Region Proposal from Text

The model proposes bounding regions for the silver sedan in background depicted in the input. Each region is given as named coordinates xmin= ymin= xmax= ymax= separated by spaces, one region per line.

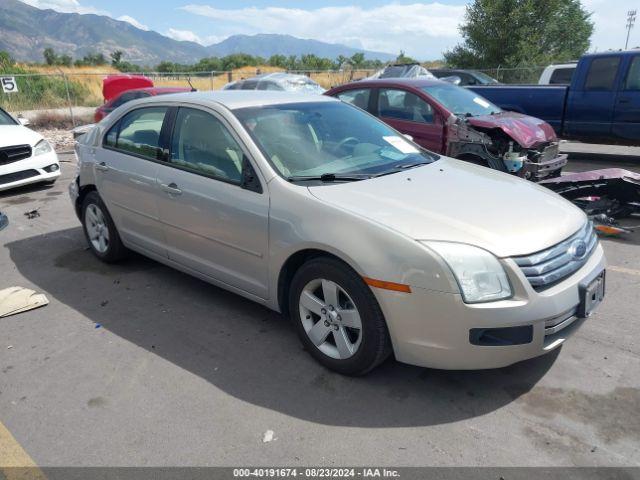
xmin=70 ymin=91 xmax=605 ymax=375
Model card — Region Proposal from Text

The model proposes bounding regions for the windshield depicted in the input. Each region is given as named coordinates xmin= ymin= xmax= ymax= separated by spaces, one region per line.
xmin=0 ymin=108 xmax=17 ymax=126
xmin=421 ymin=84 xmax=501 ymax=117
xmin=282 ymin=79 xmax=325 ymax=94
xmin=234 ymin=101 xmax=438 ymax=180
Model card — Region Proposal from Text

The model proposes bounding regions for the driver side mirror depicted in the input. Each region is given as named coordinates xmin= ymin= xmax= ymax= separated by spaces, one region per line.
xmin=241 ymin=156 xmax=263 ymax=194
xmin=17 ymin=116 xmax=30 ymax=126
xmin=403 ymin=134 xmax=414 ymax=142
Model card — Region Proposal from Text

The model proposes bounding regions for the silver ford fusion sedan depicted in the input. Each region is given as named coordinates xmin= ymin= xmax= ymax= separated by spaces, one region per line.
xmin=70 ymin=91 xmax=606 ymax=375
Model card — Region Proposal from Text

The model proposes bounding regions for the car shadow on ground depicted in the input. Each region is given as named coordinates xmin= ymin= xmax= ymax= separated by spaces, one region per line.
xmin=6 ymin=227 xmax=559 ymax=428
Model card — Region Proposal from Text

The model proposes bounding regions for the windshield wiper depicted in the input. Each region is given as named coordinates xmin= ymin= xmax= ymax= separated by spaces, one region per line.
xmin=287 ymin=173 xmax=370 ymax=183
xmin=372 ymin=161 xmax=432 ymax=178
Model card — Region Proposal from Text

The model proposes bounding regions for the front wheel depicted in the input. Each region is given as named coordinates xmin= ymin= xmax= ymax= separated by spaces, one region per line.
xmin=81 ymin=191 xmax=127 ymax=263
xmin=288 ymin=257 xmax=392 ymax=375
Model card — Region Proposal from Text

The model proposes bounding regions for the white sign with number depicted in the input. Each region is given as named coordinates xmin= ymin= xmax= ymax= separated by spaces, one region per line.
xmin=1 ymin=77 xmax=18 ymax=93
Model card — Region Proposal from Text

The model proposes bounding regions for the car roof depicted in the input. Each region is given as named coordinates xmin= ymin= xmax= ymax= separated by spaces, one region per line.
xmin=135 ymin=90 xmax=338 ymax=109
xmin=339 ymin=77 xmax=450 ymax=89
xmin=582 ymin=50 xmax=640 ymax=59
xmin=127 ymin=87 xmax=193 ymax=94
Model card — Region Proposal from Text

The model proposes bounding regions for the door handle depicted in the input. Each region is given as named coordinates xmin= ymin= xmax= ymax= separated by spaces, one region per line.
xmin=95 ymin=162 xmax=109 ymax=172
xmin=160 ymin=182 xmax=182 ymax=196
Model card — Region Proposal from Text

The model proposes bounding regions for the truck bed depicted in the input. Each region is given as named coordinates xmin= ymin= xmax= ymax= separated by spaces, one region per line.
xmin=468 ymin=85 xmax=568 ymax=134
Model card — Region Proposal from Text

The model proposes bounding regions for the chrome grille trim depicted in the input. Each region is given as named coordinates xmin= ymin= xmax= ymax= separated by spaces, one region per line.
xmin=513 ymin=222 xmax=598 ymax=289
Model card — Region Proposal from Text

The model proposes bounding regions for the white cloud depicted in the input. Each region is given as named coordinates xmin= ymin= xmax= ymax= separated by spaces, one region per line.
xmin=165 ymin=28 xmax=222 ymax=46
xmin=180 ymin=3 xmax=466 ymax=58
xmin=19 ymin=0 xmax=108 ymax=15
xmin=117 ymin=15 xmax=149 ymax=31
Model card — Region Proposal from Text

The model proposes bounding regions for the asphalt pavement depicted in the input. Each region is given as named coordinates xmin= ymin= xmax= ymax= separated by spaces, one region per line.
xmin=0 ymin=150 xmax=638 ymax=468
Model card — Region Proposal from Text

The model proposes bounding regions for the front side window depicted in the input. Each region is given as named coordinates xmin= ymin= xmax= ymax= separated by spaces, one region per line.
xmin=378 ymin=88 xmax=434 ymax=123
xmin=170 ymin=108 xmax=244 ymax=183
xmin=336 ymin=89 xmax=371 ymax=111
xmin=234 ymin=101 xmax=438 ymax=180
xmin=585 ymin=57 xmax=620 ymax=91
xmin=624 ymin=56 xmax=640 ymax=90
xmin=421 ymin=84 xmax=501 ymax=117
xmin=106 ymin=107 xmax=167 ymax=159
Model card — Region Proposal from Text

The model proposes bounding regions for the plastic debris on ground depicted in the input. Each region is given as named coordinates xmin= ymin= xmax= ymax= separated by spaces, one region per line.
xmin=0 ymin=287 xmax=49 ymax=318
xmin=24 ymin=209 xmax=40 ymax=220
xmin=262 ymin=430 xmax=275 ymax=443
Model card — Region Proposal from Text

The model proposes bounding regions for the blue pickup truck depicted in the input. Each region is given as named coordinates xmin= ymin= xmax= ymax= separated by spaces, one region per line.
xmin=469 ymin=51 xmax=640 ymax=145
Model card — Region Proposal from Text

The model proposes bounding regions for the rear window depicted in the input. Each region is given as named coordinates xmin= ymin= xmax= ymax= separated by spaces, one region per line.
xmin=549 ymin=67 xmax=575 ymax=85
xmin=585 ymin=57 xmax=620 ymax=90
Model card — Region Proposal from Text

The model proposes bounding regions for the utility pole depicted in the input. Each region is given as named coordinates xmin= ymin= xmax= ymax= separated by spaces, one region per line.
xmin=626 ymin=10 xmax=637 ymax=50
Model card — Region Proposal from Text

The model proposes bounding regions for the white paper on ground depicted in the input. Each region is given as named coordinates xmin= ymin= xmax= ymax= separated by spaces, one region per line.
xmin=0 ymin=287 xmax=49 ymax=318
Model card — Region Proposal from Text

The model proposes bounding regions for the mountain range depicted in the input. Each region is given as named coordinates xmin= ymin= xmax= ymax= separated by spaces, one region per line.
xmin=0 ymin=0 xmax=396 ymax=65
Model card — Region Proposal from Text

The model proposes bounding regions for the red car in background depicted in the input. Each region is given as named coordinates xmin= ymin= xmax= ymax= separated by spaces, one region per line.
xmin=325 ymin=78 xmax=567 ymax=181
xmin=95 ymin=86 xmax=193 ymax=122
xmin=95 ymin=75 xmax=192 ymax=122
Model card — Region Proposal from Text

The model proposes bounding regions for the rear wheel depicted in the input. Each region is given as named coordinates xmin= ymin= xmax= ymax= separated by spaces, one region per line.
xmin=288 ymin=257 xmax=392 ymax=375
xmin=81 ymin=191 xmax=127 ymax=263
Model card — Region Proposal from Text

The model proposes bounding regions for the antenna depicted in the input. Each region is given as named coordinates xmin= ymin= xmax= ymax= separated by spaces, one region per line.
xmin=187 ymin=75 xmax=196 ymax=92
xmin=626 ymin=10 xmax=637 ymax=50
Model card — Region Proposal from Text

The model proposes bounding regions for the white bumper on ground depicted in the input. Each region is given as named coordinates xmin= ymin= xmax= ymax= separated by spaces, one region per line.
xmin=374 ymin=244 xmax=606 ymax=370
xmin=0 ymin=150 xmax=60 ymax=192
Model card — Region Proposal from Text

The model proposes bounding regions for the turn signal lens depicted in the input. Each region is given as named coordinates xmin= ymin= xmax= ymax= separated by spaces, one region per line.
xmin=363 ymin=277 xmax=412 ymax=293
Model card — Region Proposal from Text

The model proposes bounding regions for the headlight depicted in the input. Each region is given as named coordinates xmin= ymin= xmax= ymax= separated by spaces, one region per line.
xmin=423 ymin=242 xmax=512 ymax=303
xmin=33 ymin=139 xmax=53 ymax=156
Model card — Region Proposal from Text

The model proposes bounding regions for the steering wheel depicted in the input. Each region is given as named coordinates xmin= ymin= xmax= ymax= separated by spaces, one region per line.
xmin=334 ymin=137 xmax=359 ymax=155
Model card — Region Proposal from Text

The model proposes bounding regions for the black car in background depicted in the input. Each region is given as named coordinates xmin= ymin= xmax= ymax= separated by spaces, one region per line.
xmin=431 ymin=69 xmax=500 ymax=86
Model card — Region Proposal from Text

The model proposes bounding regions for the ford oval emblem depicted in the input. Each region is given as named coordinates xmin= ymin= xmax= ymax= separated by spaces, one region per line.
xmin=570 ymin=239 xmax=587 ymax=259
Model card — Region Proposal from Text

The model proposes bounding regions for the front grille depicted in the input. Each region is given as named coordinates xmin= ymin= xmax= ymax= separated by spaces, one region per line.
xmin=0 ymin=144 xmax=32 ymax=165
xmin=513 ymin=222 xmax=598 ymax=290
xmin=527 ymin=142 xmax=559 ymax=163
xmin=0 ymin=169 xmax=40 ymax=184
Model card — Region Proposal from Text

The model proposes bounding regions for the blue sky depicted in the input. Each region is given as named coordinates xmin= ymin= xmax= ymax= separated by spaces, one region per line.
xmin=20 ymin=0 xmax=639 ymax=60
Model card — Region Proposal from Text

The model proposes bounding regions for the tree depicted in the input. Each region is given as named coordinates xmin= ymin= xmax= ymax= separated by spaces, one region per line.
xmin=0 ymin=51 xmax=14 ymax=70
xmin=110 ymin=50 xmax=124 ymax=67
xmin=350 ymin=52 xmax=365 ymax=68
xmin=396 ymin=51 xmax=418 ymax=64
xmin=43 ymin=48 xmax=57 ymax=66
xmin=444 ymin=0 xmax=594 ymax=68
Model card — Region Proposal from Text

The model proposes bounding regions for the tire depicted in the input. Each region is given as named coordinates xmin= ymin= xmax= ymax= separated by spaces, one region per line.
xmin=81 ymin=191 xmax=127 ymax=263
xmin=288 ymin=257 xmax=392 ymax=375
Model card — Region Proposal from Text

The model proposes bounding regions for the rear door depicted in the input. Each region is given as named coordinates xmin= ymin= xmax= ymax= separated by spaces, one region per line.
xmin=155 ymin=106 xmax=270 ymax=299
xmin=374 ymin=88 xmax=444 ymax=153
xmin=612 ymin=54 xmax=640 ymax=144
xmin=565 ymin=55 xmax=622 ymax=141
xmin=95 ymin=106 xmax=168 ymax=255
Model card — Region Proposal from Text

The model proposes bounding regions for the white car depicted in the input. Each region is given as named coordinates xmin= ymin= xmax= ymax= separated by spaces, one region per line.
xmin=538 ymin=62 xmax=577 ymax=85
xmin=0 ymin=107 xmax=60 ymax=192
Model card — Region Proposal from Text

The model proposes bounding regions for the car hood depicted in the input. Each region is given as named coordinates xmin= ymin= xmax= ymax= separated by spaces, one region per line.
xmin=466 ymin=111 xmax=556 ymax=148
xmin=308 ymin=158 xmax=585 ymax=258
xmin=0 ymin=125 xmax=43 ymax=148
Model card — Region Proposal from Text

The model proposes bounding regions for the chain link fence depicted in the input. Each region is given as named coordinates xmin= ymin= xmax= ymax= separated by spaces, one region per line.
xmin=0 ymin=66 xmax=545 ymax=127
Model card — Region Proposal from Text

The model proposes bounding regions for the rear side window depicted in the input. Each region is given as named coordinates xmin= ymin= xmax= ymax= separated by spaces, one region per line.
xmin=378 ymin=88 xmax=434 ymax=124
xmin=624 ymin=56 xmax=640 ymax=90
xmin=549 ymin=67 xmax=575 ymax=85
xmin=336 ymin=89 xmax=371 ymax=111
xmin=104 ymin=107 xmax=167 ymax=160
xmin=170 ymin=107 xmax=244 ymax=184
xmin=584 ymin=57 xmax=620 ymax=90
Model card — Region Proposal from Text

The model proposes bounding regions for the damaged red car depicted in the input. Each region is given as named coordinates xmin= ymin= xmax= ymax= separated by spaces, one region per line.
xmin=326 ymin=78 xmax=567 ymax=181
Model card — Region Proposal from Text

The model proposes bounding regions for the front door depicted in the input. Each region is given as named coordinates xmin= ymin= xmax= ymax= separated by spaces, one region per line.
xmin=612 ymin=54 xmax=640 ymax=144
xmin=374 ymin=88 xmax=444 ymax=153
xmin=155 ymin=106 xmax=270 ymax=299
xmin=95 ymin=106 xmax=168 ymax=255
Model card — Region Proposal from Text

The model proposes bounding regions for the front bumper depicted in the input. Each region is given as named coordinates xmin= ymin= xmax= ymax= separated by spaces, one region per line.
xmin=373 ymin=243 xmax=605 ymax=370
xmin=522 ymin=153 xmax=568 ymax=180
xmin=0 ymin=150 xmax=61 ymax=192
